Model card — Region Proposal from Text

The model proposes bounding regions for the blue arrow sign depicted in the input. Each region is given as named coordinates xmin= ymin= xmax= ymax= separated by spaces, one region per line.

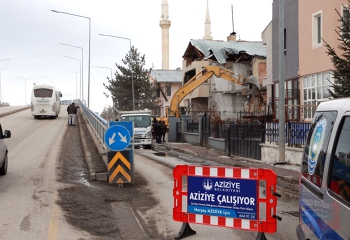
xmin=105 ymin=125 xmax=131 ymax=151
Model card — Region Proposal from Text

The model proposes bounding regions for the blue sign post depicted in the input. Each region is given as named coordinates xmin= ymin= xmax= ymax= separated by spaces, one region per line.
xmin=105 ymin=121 xmax=134 ymax=184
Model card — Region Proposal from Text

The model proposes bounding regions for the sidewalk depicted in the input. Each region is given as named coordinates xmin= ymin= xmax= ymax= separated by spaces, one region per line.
xmin=154 ymin=141 xmax=300 ymax=193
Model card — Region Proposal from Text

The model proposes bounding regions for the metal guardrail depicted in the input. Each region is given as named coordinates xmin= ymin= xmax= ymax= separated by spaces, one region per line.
xmin=77 ymin=99 xmax=108 ymax=149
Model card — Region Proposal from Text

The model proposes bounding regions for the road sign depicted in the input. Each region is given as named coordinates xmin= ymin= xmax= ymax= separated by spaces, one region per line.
xmin=105 ymin=125 xmax=131 ymax=151
xmin=108 ymin=151 xmax=131 ymax=184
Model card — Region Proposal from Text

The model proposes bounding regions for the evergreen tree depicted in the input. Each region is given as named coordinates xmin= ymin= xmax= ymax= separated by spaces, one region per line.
xmin=323 ymin=2 xmax=350 ymax=98
xmin=103 ymin=46 xmax=159 ymax=111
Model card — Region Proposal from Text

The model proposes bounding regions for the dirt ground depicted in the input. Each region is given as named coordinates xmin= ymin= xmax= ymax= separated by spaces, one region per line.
xmin=56 ymin=110 xmax=160 ymax=239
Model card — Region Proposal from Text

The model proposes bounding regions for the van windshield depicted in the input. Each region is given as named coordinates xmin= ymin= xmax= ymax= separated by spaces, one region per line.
xmin=121 ymin=115 xmax=151 ymax=128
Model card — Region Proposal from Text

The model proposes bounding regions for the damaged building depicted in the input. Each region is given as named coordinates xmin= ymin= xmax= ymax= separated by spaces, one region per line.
xmin=180 ymin=33 xmax=268 ymax=121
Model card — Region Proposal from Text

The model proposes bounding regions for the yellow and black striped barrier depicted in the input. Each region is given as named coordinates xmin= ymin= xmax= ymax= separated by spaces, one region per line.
xmin=107 ymin=151 xmax=132 ymax=184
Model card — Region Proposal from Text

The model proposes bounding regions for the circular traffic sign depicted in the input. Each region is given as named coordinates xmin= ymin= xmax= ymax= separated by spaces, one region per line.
xmin=104 ymin=125 xmax=131 ymax=151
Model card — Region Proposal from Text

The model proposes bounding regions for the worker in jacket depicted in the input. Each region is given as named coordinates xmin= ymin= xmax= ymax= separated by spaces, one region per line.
xmin=67 ymin=102 xmax=80 ymax=126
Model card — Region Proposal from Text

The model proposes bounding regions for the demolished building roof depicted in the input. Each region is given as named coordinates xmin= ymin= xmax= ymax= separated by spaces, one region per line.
xmin=149 ymin=69 xmax=182 ymax=83
xmin=183 ymin=39 xmax=266 ymax=65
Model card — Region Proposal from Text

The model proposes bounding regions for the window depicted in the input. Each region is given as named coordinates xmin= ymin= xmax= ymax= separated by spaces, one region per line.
xmin=284 ymin=28 xmax=287 ymax=55
xmin=342 ymin=6 xmax=350 ymax=38
xmin=286 ymin=79 xmax=299 ymax=121
xmin=301 ymin=111 xmax=337 ymax=188
xmin=34 ymin=88 xmax=53 ymax=98
xmin=166 ymin=85 xmax=171 ymax=96
xmin=329 ymin=117 xmax=350 ymax=204
xmin=303 ymin=71 xmax=333 ymax=118
xmin=312 ymin=11 xmax=322 ymax=47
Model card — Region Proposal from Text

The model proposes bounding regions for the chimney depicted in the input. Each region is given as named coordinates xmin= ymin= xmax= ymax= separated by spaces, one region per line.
xmin=227 ymin=31 xmax=237 ymax=42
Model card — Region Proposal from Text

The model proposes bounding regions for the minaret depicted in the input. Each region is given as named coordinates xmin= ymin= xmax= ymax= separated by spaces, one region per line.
xmin=160 ymin=0 xmax=171 ymax=70
xmin=203 ymin=0 xmax=213 ymax=40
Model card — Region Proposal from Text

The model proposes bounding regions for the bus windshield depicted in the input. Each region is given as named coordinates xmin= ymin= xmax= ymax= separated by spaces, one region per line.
xmin=34 ymin=88 xmax=53 ymax=98
xmin=121 ymin=115 xmax=151 ymax=128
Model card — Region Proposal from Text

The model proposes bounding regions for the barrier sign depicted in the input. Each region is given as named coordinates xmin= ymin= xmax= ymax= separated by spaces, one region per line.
xmin=173 ymin=165 xmax=280 ymax=236
xmin=188 ymin=176 xmax=257 ymax=220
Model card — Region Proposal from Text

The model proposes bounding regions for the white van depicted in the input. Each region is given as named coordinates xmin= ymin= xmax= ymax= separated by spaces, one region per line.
xmin=297 ymin=98 xmax=350 ymax=239
xmin=31 ymin=84 xmax=62 ymax=119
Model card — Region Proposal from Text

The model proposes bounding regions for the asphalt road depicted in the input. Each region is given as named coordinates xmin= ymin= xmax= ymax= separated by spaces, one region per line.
xmin=0 ymin=107 xmax=300 ymax=239
xmin=0 ymin=106 xmax=97 ymax=239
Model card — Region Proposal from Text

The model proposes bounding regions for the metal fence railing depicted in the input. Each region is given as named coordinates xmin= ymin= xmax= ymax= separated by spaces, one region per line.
xmin=265 ymin=122 xmax=311 ymax=147
xmin=78 ymin=99 xmax=108 ymax=149
xmin=186 ymin=120 xmax=199 ymax=133
xmin=210 ymin=121 xmax=231 ymax=138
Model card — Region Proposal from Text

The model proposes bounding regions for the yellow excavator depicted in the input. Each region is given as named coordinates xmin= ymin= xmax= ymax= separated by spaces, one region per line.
xmin=169 ymin=65 xmax=260 ymax=117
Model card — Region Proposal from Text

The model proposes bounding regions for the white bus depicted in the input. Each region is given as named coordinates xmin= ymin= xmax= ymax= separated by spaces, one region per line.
xmin=31 ymin=84 xmax=62 ymax=119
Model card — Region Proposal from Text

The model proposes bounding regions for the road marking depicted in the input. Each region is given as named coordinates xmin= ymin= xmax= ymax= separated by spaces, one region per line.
xmin=47 ymin=191 xmax=60 ymax=240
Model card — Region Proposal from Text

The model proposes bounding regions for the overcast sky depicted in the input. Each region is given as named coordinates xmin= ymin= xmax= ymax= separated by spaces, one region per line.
xmin=0 ymin=0 xmax=272 ymax=113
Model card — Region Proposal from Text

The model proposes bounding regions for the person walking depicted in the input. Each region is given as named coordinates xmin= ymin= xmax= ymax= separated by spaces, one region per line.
xmin=160 ymin=120 xmax=167 ymax=142
xmin=153 ymin=120 xmax=162 ymax=143
xmin=67 ymin=102 xmax=80 ymax=126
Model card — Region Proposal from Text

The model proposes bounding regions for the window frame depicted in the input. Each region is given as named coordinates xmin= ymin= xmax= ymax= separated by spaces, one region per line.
xmin=312 ymin=10 xmax=322 ymax=48
xmin=342 ymin=4 xmax=350 ymax=39
xmin=303 ymin=71 xmax=333 ymax=119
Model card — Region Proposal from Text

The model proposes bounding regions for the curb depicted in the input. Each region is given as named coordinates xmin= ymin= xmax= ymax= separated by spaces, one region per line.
xmin=77 ymin=110 xmax=95 ymax=181
xmin=164 ymin=144 xmax=300 ymax=186
xmin=77 ymin=109 xmax=108 ymax=181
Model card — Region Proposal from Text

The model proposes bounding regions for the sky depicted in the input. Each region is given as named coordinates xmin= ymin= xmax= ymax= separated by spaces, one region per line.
xmin=0 ymin=0 xmax=272 ymax=113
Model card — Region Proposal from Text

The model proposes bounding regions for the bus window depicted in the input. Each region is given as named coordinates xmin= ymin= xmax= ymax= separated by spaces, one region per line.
xmin=329 ymin=117 xmax=350 ymax=203
xmin=34 ymin=88 xmax=53 ymax=98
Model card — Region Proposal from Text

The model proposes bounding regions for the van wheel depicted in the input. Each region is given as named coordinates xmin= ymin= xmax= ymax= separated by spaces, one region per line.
xmin=0 ymin=154 xmax=8 ymax=175
xmin=34 ymin=116 xmax=39 ymax=119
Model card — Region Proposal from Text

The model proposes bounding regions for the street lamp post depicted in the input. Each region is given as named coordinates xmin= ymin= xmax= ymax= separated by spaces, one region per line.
xmin=64 ymin=56 xmax=81 ymax=100
xmin=60 ymin=43 xmax=83 ymax=100
xmin=40 ymin=76 xmax=52 ymax=85
xmin=17 ymin=77 xmax=33 ymax=105
xmin=99 ymin=34 xmax=135 ymax=110
xmin=1 ymin=85 xmax=4 ymax=103
xmin=71 ymin=71 xmax=80 ymax=99
xmin=51 ymin=10 xmax=91 ymax=107
xmin=91 ymin=66 xmax=112 ymax=80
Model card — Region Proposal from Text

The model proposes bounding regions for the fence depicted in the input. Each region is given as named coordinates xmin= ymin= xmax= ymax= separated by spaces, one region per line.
xmin=186 ymin=120 xmax=199 ymax=133
xmin=265 ymin=122 xmax=310 ymax=147
xmin=227 ymin=120 xmax=264 ymax=160
xmin=78 ymin=99 xmax=108 ymax=149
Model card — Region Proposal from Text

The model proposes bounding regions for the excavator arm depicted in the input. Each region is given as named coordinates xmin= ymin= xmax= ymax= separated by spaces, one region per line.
xmin=170 ymin=66 xmax=257 ymax=115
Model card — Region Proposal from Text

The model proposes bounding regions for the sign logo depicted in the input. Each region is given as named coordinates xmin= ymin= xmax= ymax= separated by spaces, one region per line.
xmin=203 ymin=179 xmax=213 ymax=191
xmin=308 ymin=119 xmax=327 ymax=175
